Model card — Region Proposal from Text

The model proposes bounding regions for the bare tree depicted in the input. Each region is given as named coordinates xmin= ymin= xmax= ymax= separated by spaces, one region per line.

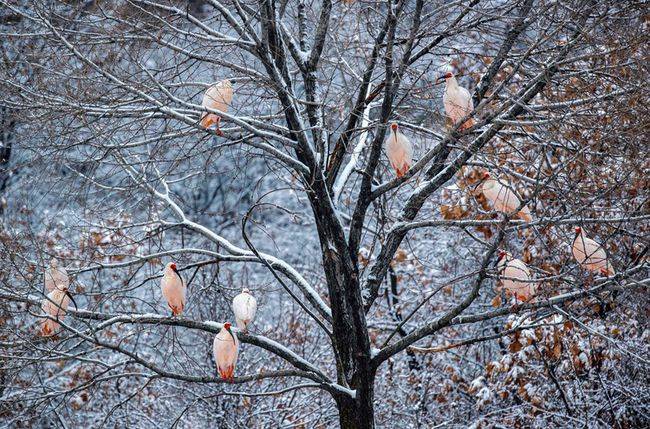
xmin=0 ymin=1 xmax=648 ymax=427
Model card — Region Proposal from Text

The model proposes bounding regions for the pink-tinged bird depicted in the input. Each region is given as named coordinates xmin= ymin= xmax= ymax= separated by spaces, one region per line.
xmin=44 ymin=258 xmax=69 ymax=292
xmin=496 ymin=251 xmax=536 ymax=302
xmin=232 ymin=288 xmax=257 ymax=332
xmin=385 ymin=123 xmax=413 ymax=178
xmin=481 ymin=172 xmax=533 ymax=222
xmin=572 ymin=227 xmax=615 ymax=276
xmin=200 ymin=79 xmax=233 ymax=136
xmin=40 ymin=282 xmax=77 ymax=337
xmin=160 ymin=262 xmax=186 ymax=316
xmin=438 ymin=72 xmax=474 ymax=130
xmin=214 ymin=322 xmax=239 ymax=381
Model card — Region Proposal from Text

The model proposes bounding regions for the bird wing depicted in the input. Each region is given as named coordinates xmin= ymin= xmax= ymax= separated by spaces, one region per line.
xmin=459 ymin=86 xmax=474 ymax=112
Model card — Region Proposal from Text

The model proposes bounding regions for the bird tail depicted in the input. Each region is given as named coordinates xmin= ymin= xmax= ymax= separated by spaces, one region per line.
xmin=518 ymin=207 xmax=533 ymax=223
xmin=236 ymin=319 xmax=247 ymax=331
xmin=219 ymin=365 xmax=235 ymax=381
xmin=460 ymin=117 xmax=475 ymax=131
xmin=395 ymin=165 xmax=409 ymax=178
xmin=601 ymin=266 xmax=616 ymax=277
xmin=200 ymin=114 xmax=217 ymax=129
xmin=41 ymin=321 xmax=53 ymax=337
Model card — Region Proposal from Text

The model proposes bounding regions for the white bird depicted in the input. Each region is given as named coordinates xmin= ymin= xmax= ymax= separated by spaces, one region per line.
xmin=496 ymin=251 xmax=535 ymax=302
xmin=438 ymin=71 xmax=474 ymax=130
xmin=572 ymin=227 xmax=615 ymax=276
xmin=385 ymin=123 xmax=413 ymax=178
xmin=200 ymin=79 xmax=233 ymax=135
xmin=44 ymin=258 xmax=69 ymax=292
xmin=481 ymin=172 xmax=533 ymax=222
xmin=40 ymin=282 xmax=77 ymax=337
xmin=213 ymin=322 xmax=239 ymax=381
xmin=160 ymin=262 xmax=186 ymax=316
xmin=232 ymin=288 xmax=257 ymax=332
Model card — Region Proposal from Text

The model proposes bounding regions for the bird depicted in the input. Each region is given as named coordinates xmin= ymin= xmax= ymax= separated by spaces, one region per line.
xmin=496 ymin=251 xmax=536 ymax=302
xmin=213 ymin=322 xmax=239 ymax=381
xmin=572 ymin=227 xmax=615 ymax=277
xmin=160 ymin=262 xmax=186 ymax=316
xmin=385 ymin=123 xmax=413 ymax=178
xmin=480 ymin=172 xmax=533 ymax=222
xmin=438 ymin=71 xmax=474 ymax=130
xmin=40 ymin=281 xmax=77 ymax=337
xmin=200 ymin=79 xmax=233 ymax=136
xmin=44 ymin=258 xmax=69 ymax=292
xmin=232 ymin=288 xmax=257 ymax=332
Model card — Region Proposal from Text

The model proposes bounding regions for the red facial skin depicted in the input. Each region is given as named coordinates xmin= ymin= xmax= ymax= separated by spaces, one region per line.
xmin=444 ymin=72 xmax=453 ymax=79
xmin=391 ymin=123 xmax=398 ymax=132
xmin=498 ymin=251 xmax=507 ymax=261
xmin=483 ymin=172 xmax=490 ymax=180
xmin=223 ymin=322 xmax=236 ymax=344
xmin=170 ymin=263 xmax=177 ymax=271
xmin=575 ymin=227 xmax=582 ymax=234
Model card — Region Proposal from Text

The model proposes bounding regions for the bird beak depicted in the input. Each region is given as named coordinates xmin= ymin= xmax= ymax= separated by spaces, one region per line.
xmin=225 ymin=325 xmax=237 ymax=344
xmin=66 ymin=291 xmax=79 ymax=311
xmin=435 ymin=74 xmax=447 ymax=84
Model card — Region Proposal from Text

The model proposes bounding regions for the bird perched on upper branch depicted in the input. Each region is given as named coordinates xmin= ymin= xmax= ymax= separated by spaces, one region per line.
xmin=385 ymin=122 xmax=413 ymax=178
xmin=232 ymin=288 xmax=257 ymax=332
xmin=161 ymin=262 xmax=186 ymax=316
xmin=200 ymin=79 xmax=233 ymax=136
xmin=438 ymin=71 xmax=474 ymax=130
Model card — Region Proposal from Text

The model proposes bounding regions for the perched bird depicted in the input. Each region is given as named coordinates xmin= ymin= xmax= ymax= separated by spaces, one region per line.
xmin=44 ymin=258 xmax=69 ymax=292
xmin=481 ymin=172 xmax=533 ymax=222
xmin=572 ymin=227 xmax=615 ymax=276
xmin=438 ymin=71 xmax=474 ymax=130
xmin=232 ymin=288 xmax=257 ymax=332
xmin=496 ymin=251 xmax=535 ymax=302
xmin=214 ymin=322 xmax=239 ymax=381
xmin=200 ymin=79 xmax=233 ymax=135
xmin=40 ymin=282 xmax=77 ymax=337
xmin=385 ymin=123 xmax=413 ymax=178
xmin=160 ymin=262 xmax=186 ymax=316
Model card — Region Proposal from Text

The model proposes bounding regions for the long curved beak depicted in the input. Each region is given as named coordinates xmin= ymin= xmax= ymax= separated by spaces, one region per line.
xmin=225 ymin=326 xmax=237 ymax=344
xmin=435 ymin=74 xmax=447 ymax=84
xmin=66 ymin=291 xmax=78 ymax=311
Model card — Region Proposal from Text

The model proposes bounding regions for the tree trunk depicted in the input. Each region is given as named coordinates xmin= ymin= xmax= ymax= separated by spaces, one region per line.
xmin=302 ymin=175 xmax=376 ymax=427
xmin=336 ymin=374 xmax=376 ymax=429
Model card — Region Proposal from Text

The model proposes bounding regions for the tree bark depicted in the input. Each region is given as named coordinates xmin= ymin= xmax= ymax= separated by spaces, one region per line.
xmin=304 ymin=175 xmax=376 ymax=427
xmin=336 ymin=372 xmax=376 ymax=429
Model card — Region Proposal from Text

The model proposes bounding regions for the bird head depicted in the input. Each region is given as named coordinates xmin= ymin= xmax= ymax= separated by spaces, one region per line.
xmin=497 ymin=250 xmax=507 ymax=261
xmin=482 ymin=171 xmax=491 ymax=181
xmin=242 ymin=288 xmax=251 ymax=294
xmin=164 ymin=262 xmax=179 ymax=275
xmin=223 ymin=322 xmax=237 ymax=343
xmin=436 ymin=71 xmax=453 ymax=83
xmin=390 ymin=122 xmax=398 ymax=133
xmin=574 ymin=226 xmax=582 ymax=237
